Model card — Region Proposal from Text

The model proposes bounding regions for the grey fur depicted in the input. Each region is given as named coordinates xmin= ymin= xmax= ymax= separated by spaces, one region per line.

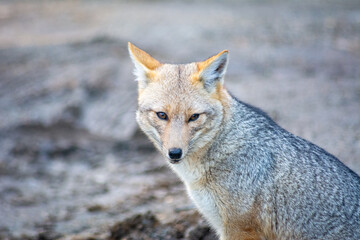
xmin=206 ymin=95 xmax=360 ymax=239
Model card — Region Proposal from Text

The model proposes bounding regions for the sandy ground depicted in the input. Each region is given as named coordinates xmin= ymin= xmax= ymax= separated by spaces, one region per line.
xmin=0 ymin=0 xmax=359 ymax=239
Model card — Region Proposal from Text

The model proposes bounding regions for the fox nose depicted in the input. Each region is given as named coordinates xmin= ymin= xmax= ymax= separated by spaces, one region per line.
xmin=168 ymin=148 xmax=182 ymax=160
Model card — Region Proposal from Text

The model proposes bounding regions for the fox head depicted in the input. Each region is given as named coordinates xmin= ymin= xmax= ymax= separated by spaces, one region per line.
xmin=128 ymin=42 xmax=230 ymax=164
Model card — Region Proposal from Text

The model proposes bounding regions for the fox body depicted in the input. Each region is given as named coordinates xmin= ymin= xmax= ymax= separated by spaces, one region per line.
xmin=128 ymin=43 xmax=360 ymax=240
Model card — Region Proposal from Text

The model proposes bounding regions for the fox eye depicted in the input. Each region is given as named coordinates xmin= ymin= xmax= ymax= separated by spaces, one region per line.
xmin=189 ymin=113 xmax=200 ymax=122
xmin=156 ymin=112 xmax=168 ymax=120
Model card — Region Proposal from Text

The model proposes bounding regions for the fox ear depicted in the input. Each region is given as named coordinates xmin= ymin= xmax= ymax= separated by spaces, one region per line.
xmin=197 ymin=50 xmax=229 ymax=92
xmin=128 ymin=42 xmax=162 ymax=89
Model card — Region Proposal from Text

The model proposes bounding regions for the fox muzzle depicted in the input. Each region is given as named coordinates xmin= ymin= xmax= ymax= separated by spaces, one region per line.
xmin=168 ymin=148 xmax=182 ymax=163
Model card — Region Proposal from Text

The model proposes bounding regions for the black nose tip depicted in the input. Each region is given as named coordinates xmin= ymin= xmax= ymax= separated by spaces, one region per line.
xmin=168 ymin=148 xmax=182 ymax=160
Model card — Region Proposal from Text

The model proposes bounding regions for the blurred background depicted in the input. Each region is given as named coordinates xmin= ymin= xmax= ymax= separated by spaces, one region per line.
xmin=0 ymin=0 xmax=359 ymax=239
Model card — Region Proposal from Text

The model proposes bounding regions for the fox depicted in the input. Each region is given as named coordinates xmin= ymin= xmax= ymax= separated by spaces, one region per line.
xmin=128 ymin=42 xmax=360 ymax=240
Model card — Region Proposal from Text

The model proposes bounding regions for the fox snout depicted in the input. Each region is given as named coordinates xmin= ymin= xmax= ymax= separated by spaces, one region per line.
xmin=161 ymin=116 xmax=189 ymax=163
xmin=168 ymin=148 xmax=183 ymax=163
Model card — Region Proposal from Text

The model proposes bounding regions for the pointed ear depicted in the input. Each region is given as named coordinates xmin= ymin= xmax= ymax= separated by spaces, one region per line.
xmin=128 ymin=42 xmax=162 ymax=89
xmin=197 ymin=50 xmax=229 ymax=92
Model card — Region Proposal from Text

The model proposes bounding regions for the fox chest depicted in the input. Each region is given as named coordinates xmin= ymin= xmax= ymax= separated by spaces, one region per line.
xmin=187 ymin=185 xmax=223 ymax=233
xmin=170 ymin=162 xmax=224 ymax=233
xmin=170 ymin=161 xmax=226 ymax=233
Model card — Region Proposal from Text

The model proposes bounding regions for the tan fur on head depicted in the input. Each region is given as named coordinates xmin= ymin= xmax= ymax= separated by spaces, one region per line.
xmin=128 ymin=42 xmax=163 ymax=89
xmin=197 ymin=50 xmax=229 ymax=75
xmin=128 ymin=42 xmax=162 ymax=70
xmin=194 ymin=50 xmax=229 ymax=93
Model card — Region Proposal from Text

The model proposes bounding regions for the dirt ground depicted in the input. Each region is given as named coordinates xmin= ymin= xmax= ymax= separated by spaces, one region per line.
xmin=0 ymin=0 xmax=359 ymax=239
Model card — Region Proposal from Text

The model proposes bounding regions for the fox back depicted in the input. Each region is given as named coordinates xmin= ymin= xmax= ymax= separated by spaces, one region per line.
xmin=128 ymin=42 xmax=360 ymax=240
